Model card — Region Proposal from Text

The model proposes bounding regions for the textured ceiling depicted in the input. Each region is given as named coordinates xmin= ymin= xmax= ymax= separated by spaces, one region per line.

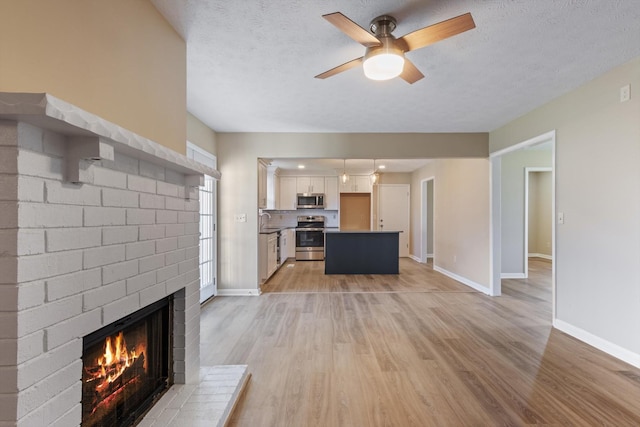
xmin=151 ymin=0 xmax=640 ymax=134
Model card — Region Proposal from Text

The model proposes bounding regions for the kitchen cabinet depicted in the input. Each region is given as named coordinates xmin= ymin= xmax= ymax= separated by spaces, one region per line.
xmin=279 ymin=177 xmax=297 ymax=210
xmin=286 ymin=229 xmax=296 ymax=258
xmin=339 ymin=175 xmax=372 ymax=193
xmin=325 ymin=176 xmax=339 ymax=210
xmin=296 ymin=176 xmax=324 ymax=194
xmin=258 ymin=161 xmax=268 ymax=208
xmin=266 ymin=168 xmax=279 ymax=210
xmin=258 ymin=234 xmax=268 ymax=283
xmin=279 ymin=229 xmax=295 ymax=265
xmin=267 ymin=233 xmax=278 ymax=278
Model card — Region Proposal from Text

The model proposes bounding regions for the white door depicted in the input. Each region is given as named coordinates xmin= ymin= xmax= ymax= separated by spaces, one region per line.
xmin=199 ymin=175 xmax=217 ymax=302
xmin=186 ymin=142 xmax=218 ymax=303
xmin=378 ymin=184 xmax=410 ymax=257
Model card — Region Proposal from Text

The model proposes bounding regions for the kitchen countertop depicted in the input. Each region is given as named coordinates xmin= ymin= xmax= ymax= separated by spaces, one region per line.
xmin=324 ymin=229 xmax=402 ymax=233
xmin=259 ymin=226 xmax=293 ymax=234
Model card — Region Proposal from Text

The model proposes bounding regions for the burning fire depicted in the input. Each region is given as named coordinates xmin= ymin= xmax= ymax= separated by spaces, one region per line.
xmin=87 ymin=332 xmax=145 ymax=391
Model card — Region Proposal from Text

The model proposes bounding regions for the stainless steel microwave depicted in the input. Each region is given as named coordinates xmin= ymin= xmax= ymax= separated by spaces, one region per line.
xmin=296 ymin=193 xmax=325 ymax=209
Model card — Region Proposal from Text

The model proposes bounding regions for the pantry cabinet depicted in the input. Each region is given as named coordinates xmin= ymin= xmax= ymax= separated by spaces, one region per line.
xmin=339 ymin=175 xmax=372 ymax=193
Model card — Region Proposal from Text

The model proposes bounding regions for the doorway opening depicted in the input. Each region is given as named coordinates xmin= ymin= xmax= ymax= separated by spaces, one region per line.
xmin=490 ymin=130 xmax=556 ymax=320
xmin=420 ymin=178 xmax=435 ymax=264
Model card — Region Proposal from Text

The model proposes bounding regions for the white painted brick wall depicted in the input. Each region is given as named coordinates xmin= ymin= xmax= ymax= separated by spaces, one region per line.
xmin=126 ymin=271 xmax=157 ymax=294
xmin=83 ymin=245 xmax=125 ymax=269
xmin=102 ymin=188 xmax=139 ymax=208
xmin=83 ymin=280 xmax=127 ymax=311
xmin=140 ymin=193 xmax=165 ymax=209
xmin=125 ymin=240 xmax=155 ymax=260
xmin=128 ymin=174 xmax=156 ymax=194
xmin=18 ymin=203 xmax=83 ymax=228
xmin=46 ymin=228 xmax=101 ymax=252
xmin=102 ymin=226 xmax=138 ymax=245
xmin=102 ymin=259 xmax=138 ymax=284
xmin=84 ymin=206 xmax=126 ymax=226
xmin=157 ymin=181 xmax=179 ymax=197
xmin=2 ymin=121 xmax=203 ymax=426
xmin=139 ymin=253 xmax=165 ymax=274
xmin=93 ymin=166 xmax=127 ymax=189
xmin=45 ymin=181 xmax=101 ymax=206
xmin=127 ymin=208 xmax=156 ymax=225
xmin=46 ymin=269 xmax=101 ymax=302
xmin=139 ymin=224 xmax=166 ymax=241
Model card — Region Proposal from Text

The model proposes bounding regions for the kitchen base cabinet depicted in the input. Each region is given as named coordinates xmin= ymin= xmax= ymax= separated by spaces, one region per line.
xmin=259 ymin=234 xmax=268 ymax=283
xmin=267 ymin=233 xmax=278 ymax=278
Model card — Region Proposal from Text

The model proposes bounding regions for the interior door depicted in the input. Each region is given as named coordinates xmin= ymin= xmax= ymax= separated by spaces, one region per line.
xmin=378 ymin=184 xmax=410 ymax=257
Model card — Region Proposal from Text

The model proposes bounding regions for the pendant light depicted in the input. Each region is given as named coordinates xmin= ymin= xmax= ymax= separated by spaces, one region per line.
xmin=371 ymin=159 xmax=380 ymax=185
xmin=341 ymin=159 xmax=349 ymax=184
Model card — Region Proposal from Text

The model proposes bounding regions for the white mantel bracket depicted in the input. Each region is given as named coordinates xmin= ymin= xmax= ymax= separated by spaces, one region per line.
xmin=185 ymin=175 xmax=203 ymax=200
xmin=65 ymin=136 xmax=115 ymax=183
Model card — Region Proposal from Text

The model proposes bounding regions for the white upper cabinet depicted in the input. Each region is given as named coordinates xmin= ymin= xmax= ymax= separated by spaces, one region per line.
xmin=279 ymin=177 xmax=297 ymax=210
xmin=339 ymin=175 xmax=372 ymax=193
xmin=258 ymin=161 xmax=268 ymax=208
xmin=296 ymin=176 xmax=325 ymax=194
xmin=325 ymin=176 xmax=339 ymax=210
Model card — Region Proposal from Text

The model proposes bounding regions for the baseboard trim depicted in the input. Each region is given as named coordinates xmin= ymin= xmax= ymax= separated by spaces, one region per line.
xmin=217 ymin=288 xmax=262 ymax=296
xmin=501 ymin=273 xmax=526 ymax=279
xmin=409 ymin=254 xmax=421 ymax=262
xmin=553 ymin=318 xmax=640 ymax=369
xmin=433 ymin=265 xmax=491 ymax=295
xmin=529 ymin=253 xmax=552 ymax=260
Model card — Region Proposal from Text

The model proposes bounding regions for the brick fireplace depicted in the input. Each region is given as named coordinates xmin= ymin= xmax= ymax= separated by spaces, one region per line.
xmin=0 ymin=93 xmax=218 ymax=426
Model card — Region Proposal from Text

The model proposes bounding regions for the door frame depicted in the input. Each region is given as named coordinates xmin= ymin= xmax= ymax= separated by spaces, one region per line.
xmin=490 ymin=130 xmax=556 ymax=321
xmin=420 ymin=177 xmax=435 ymax=263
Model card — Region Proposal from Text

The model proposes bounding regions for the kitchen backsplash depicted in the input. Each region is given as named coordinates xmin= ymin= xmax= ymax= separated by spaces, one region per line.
xmin=262 ymin=209 xmax=339 ymax=228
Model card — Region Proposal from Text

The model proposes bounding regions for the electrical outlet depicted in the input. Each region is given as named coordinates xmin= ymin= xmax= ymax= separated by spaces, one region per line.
xmin=453 ymin=254 xmax=457 ymax=263
xmin=234 ymin=213 xmax=247 ymax=222
xmin=558 ymin=212 xmax=564 ymax=224
xmin=620 ymin=84 xmax=630 ymax=102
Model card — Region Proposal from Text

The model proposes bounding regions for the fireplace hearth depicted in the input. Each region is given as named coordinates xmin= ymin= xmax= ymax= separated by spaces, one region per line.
xmin=82 ymin=297 xmax=173 ymax=427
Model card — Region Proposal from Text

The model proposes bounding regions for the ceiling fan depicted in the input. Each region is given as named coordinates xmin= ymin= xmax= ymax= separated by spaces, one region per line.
xmin=315 ymin=11 xmax=475 ymax=84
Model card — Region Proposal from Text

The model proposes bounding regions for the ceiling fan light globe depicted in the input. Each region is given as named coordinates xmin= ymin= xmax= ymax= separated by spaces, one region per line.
xmin=363 ymin=53 xmax=405 ymax=81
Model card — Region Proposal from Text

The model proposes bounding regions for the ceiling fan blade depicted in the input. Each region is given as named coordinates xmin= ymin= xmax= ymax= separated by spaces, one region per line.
xmin=397 ymin=12 xmax=475 ymax=52
xmin=315 ymin=57 xmax=364 ymax=79
xmin=323 ymin=12 xmax=382 ymax=47
xmin=399 ymin=58 xmax=424 ymax=84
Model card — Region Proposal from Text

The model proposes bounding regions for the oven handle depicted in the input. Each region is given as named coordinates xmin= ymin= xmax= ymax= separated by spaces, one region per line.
xmin=295 ymin=228 xmax=325 ymax=232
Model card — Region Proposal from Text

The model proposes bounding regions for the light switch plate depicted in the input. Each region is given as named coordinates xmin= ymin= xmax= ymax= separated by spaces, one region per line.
xmin=558 ymin=212 xmax=564 ymax=224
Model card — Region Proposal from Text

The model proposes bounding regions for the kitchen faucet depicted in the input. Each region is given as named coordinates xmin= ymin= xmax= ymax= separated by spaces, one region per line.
xmin=259 ymin=210 xmax=271 ymax=229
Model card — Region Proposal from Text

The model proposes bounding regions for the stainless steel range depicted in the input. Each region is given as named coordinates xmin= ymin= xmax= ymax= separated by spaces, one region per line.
xmin=295 ymin=215 xmax=325 ymax=261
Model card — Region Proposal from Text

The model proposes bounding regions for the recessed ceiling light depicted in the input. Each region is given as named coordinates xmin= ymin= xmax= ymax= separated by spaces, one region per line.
xmin=298 ymin=164 xmax=305 ymax=169
xmin=379 ymin=165 xmax=386 ymax=169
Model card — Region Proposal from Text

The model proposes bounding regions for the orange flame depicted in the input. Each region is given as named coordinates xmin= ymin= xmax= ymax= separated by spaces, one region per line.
xmin=90 ymin=332 xmax=144 ymax=390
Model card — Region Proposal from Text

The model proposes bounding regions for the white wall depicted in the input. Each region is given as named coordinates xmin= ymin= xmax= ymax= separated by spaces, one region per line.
xmin=490 ymin=56 xmax=640 ymax=360
xmin=409 ymin=159 xmax=491 ymax=291
xmin=217 ymin=133 xmax=488 ymax=292
xmin=500 ymin=149 xmax=552 ymax=274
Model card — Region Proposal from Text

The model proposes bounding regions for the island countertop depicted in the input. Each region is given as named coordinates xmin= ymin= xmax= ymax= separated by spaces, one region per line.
xmin=324 ymin=229 xmax=402 ymax=233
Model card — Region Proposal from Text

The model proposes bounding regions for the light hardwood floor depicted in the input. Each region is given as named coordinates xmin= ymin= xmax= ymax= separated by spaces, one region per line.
xmin=200 ymin=258 xmax=640 ymax=426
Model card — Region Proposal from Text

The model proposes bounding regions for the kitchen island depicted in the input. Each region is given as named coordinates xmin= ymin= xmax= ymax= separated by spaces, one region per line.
xmin=324 ymin=230 xmax=400 ymax=274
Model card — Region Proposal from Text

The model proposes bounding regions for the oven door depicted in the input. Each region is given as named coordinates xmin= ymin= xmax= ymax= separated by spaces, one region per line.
xmin=295 ymin=228 xmax=325 ymax=260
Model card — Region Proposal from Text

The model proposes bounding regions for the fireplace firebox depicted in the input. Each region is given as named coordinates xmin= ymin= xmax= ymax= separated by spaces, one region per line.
xmin=82 ymin=297 xmax=173 ymax=427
